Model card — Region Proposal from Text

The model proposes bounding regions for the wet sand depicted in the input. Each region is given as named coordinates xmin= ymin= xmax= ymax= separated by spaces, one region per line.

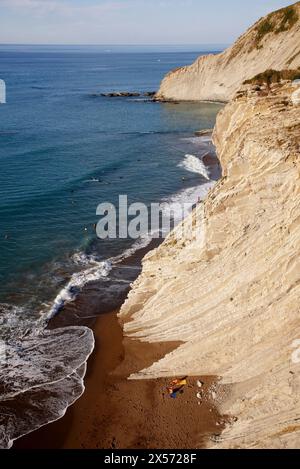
xmin=15 ymin=309 xmax=225 ymax=449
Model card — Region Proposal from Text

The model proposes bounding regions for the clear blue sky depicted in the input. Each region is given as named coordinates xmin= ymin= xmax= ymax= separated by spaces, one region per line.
xmin=0 ymin=0 xmax=295 ymax=45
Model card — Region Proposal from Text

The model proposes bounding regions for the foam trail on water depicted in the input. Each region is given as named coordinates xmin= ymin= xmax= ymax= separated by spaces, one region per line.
xmin=179 ymin=154 xmax=211 ymax=180
xmin=47 ymin=260 xmax=112 ymax=319
xmin=83 ymin=178 xmax=101 ymax=183
xmin=47 ymin=234 xmax=157 ymax=319
xmin=71 ymin=252 xmax=100 ymax=266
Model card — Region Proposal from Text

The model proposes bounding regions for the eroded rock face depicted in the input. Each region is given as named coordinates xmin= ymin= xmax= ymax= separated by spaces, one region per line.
xmin=155 ymin=2 xmax=300 ymax=102
xmin=119 ymin=83 xmax=300 ymax=448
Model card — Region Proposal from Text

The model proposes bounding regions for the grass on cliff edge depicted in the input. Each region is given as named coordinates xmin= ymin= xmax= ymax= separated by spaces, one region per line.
xmin=254 ymin=4 xmax=299 ymax=48
xmin=244 ymin=68 xmax=300 ymax=86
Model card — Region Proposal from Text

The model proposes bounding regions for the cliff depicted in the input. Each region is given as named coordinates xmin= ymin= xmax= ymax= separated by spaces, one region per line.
xmin=155 ymin=2 xmax=300 ymax=102
xmin=119 ymin=82 xmax=300 ymax=448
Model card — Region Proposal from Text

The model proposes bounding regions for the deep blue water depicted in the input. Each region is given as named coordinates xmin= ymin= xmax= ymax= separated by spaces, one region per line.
xmin=0 ymin=45 xmax=223 ymax=312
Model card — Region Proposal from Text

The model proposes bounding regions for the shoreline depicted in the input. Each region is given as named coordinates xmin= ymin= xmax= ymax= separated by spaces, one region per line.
xmin=14 ymin=135 xmax=224 ymax=449
xmin=16 ymin=310 xmax=225 ymax=449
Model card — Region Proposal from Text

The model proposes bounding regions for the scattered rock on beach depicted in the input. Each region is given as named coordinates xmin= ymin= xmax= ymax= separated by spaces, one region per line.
xmin=291 ymin=87 xmax=300 ymax=105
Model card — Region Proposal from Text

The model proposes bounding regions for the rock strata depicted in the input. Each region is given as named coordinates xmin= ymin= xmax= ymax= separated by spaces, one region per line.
xmin=120 ymin=81 xmax=300 ymax=448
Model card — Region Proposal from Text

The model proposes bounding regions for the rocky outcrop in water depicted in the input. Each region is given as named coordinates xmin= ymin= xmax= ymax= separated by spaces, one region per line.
xmin=96 ymin=91 xmax=156 ymax=98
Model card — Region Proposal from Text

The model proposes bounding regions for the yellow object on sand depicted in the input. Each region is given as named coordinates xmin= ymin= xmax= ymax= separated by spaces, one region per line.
xmin=167 ymin=378 xmax=188 ymax=399
xmin=171 ymin=378 xmax=187 ymax=387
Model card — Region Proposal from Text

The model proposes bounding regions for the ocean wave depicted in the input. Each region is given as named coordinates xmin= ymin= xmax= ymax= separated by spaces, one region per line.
xmin=179 ymin=154 xmax=211 ymax=180
xmin=120 ymin=130 xmax=182 ymax=136
xmin=47 ymin=260 xmax=112 ymax=319
xmin=83 ymin=178 xmax=101 ymax=183
xmin=182 ymin=135 xmax=213 ymax=144
xmin=0 ymin=304 xmax=39 ymax=342
xmin=131 ymin=98 xmax=152 ymax=102
xmin=46 ymin=232 xmax=158 ymax=320
xmin=71 ymin=252 xmax=100 ymax=266
xmin=113 ymin=233 xmax=155 ymax=262
xmin=160 ymin=182 xmax=215 ymax=227
xmin=0 ymin=326 xmax=94 ymax=449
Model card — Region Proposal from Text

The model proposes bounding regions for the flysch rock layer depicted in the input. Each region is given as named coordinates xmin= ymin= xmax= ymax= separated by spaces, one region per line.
xmin=119 ymin=82 xmax=300 ymax=448
xmin=155 ymin=2 xmax=300 ymax=102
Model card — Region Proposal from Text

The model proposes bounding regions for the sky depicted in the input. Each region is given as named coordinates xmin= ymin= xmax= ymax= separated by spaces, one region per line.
xmin=0 ymin=0 xmax=296 ymax=45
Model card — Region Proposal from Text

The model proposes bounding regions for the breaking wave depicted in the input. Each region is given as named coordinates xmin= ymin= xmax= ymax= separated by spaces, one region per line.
xmin=179 ymin=154 xmax=210 ymax=180
xmin=0 ymin=317 xmax=94 ymax=449
xmin=47 ymin=260 xmax=112 ymax=319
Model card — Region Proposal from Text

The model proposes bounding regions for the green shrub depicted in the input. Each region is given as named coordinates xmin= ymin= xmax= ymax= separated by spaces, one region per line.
xmin=254 ymin=5 xmax=299 ymax=48
xmin=255 ymin=19 xmax=274 ymax=45
xmin=244 ymin=68 xmax=300 ymax=86
xmin=276 ymin=6 xmax=298 ymax=33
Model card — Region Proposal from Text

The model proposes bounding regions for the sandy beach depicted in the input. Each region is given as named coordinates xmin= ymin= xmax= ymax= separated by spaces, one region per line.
xmin=15 ymin=308 xmax=225 ymax=449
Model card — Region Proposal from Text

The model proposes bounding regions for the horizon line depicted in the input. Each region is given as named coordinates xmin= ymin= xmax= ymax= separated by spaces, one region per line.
xmin=0 ymin=42 xmax=230 ymax=47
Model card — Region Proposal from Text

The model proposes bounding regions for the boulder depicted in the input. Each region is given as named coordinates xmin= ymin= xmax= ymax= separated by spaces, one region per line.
xmin=291 ymin=87 xmax=300 ymax=105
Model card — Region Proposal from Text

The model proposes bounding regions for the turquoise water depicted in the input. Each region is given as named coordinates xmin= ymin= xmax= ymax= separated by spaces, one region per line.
xmin=0 ymin=45 xmax=223 ymax=447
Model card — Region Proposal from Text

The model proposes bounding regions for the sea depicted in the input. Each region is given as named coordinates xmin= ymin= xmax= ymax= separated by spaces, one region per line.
xmin=0 ymin=44 xmax=224 ymax=448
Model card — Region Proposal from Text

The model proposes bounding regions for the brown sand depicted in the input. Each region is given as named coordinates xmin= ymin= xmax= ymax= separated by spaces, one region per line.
xmin=15 ymin=310 xmax=224 ymax=449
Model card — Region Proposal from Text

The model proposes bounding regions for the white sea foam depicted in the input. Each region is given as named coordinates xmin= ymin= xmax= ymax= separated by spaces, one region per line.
xmin=183 ymin=135 xmax=212 ymax=144
xmin=84 ymin=178 xmax=100 ymax=183
xmin=179 ymin=154 xmax=211 ymax=180
xmin=0 ymin=302 xmax=95 ymax=448
xmin=47 ymin=260 xmax=112 ymax=319
xmin=0 ymin=304 xmax=38 ymax=341
xmin=71 ymin=252 xmax=100 ymax=266
xmin=47 ymin=234 xmax=157 ymax=320
xmin=114 ymin=232 xmax=156 ymax=262
xmin=161 ymin=182 xmax=215 ymax=227
xmin=0 ymin=326 xmax=94 ymax=449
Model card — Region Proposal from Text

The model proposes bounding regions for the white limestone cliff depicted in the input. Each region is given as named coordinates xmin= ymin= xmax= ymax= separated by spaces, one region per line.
xmin=155 ymin=2 xmax=300 ymax=102
xmin=119 ymin=81 xmax=300 ymax=448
